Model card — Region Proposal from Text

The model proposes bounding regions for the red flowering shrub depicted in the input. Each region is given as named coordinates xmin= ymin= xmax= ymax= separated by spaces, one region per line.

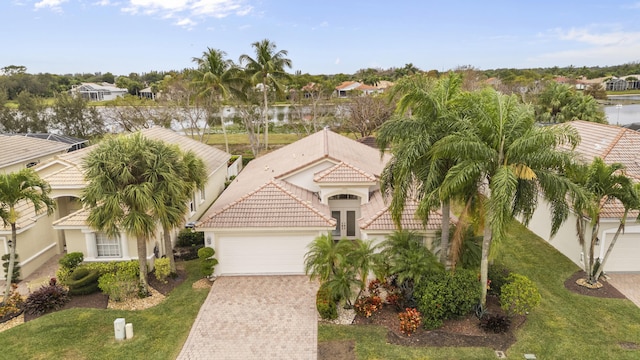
xmin=367 ymin=279 xmax=382 ymax=295
xmin=354 ymin=295 xmax=383 ymax=318
xmin=398 ymin=307 xmax=422 ymax=336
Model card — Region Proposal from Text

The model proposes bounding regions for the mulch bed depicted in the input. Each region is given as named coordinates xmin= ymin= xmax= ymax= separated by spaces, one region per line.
xmin=563 ymin=271 xmax=627 ymax=299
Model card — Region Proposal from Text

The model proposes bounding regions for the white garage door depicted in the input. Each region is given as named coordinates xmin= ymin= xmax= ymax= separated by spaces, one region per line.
xmin=603 ymin=232 xmax=640 ymax=272
xmin=216 ymin=235 xmax=314 ymax=275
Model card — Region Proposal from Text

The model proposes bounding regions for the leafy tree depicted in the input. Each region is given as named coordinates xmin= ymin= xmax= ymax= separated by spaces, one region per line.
xmin=535 ymin=82 xmax=605 ymax=123
xmin=583 ymin=83 xmax=607 ymax=100
xmin=16 ymin=91 xmax=50 ymax=133
xmin=51 ymin=93 xmax=105 ymax=138
xmin=0 ymin=169 xmax=55 ymax=305
xmin=378 ymin=73 xmax=465 ymax=267
xmin=433 ymin=88 xmax=582 ymax=306
xmin=83 ymin=133 xmax=204 ymax=295
xmin=239 ymin=39 xmax=292 ymax=151
xmin=567 ymin=158 xmax=639 ymax=284
xmin=102 ymin=95 xmax=172 ymax=132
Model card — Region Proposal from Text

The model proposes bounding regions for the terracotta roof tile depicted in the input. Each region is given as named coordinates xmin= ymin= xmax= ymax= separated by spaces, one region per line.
xmin=198 ymin=180 xmax=335 ymax=228
xmin=359 ymin=192 xmax=450 ymax=231
xmin=314 ymin=162 xmax=376 ymax=183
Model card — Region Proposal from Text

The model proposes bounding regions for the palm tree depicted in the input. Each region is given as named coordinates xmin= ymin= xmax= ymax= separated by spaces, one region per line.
xmin=83 ymin=133 xmax=202 ymax=295
xmin=239 ymin=39 xmax=292 ymax=151
xmin=304 ymin=234 xmax=351 ymax=282
xmin=378 ymin=73 xmax=464 ymax=267
xmin=568 ymin=158 xmax=639 ymax=284
xmin=0 ymin=169 xmax=55 ymax=305
xmin=433 ymin=88 xmax=583 ymax=307
xmin=191 ymin=48 xmax=244 ymax=153
xmin=347 ymin=239 xmax=378 ymax=299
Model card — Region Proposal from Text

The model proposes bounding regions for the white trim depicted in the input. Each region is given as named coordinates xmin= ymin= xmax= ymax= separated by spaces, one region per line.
xmin=20 ymin=242 xmax=57 ymax=267
xmin=1 ymin=236 xmax=7 ymax=255
xmin=599 ymin=224 xmax=640 ymax=259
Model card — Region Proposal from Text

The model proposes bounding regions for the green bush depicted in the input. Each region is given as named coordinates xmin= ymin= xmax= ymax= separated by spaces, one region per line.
xmin=82 ymin=260 xmax=139 ymax=277
xmin=56 ymin=252 xmax=84 ymax=283
xmin=500 ymin=273 xmax=541 ymax=316
xmin=316 ymin=283 xmax=338 ymax=320
xmin=2 ymin=254 xmax=21 ymax=283
xmin=197 ymin=247 xmax=218 ymax=277
xmin=95 ymin=261 xmax=140 ymax=301
xmin=415 ymin=269 xmax=480 ymax=329
xmin=176 ymin=229 xmax=204 ymax=247
xmin=66 ymin=267 xmax=100 ymax=295
xmin=154 ymin=258 xmax=171 ymax=283
xmin=488 ymin=262 xmax=512 ymax=296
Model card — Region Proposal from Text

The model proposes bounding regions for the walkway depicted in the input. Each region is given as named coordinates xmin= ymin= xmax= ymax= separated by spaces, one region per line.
xmin=607 ymin=273 xmax=640 ymax=308
xmin=177 ymin=276 xmax=319 ymax=360
xmin=0 ymin=253 xmax=63 ymax=297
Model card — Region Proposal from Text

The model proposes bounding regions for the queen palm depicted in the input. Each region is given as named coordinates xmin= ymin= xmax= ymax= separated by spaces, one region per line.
xmin=433 ymin=88 xmax=583 ymax=306
xmin=378 ymin=73 xmax=464 ymax=267
xmin=83 ymin=133 xmax=199 ymax=295
xmin=239 ymin=39 xmax=292 ymax=151
xmin=191 ymin=48 xmax=243 ymax=153
xmin=0 ymin=169 xmax=55 ymax=305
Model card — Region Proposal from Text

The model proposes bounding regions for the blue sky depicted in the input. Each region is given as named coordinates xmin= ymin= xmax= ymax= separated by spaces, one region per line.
xmin=2 ymin=0 xmax=640 ymax=76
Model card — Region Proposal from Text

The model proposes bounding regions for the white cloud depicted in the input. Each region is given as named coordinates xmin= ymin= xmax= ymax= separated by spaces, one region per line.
xmin=34 ymin=0 xmax=68 ymax=10
xmin=554 ymin=27 xmax=640 ymax=46
xmin=93 ymin=0 xmax=114 ymax=5
xmin=175 ymin=17 xmax=196 ymax=28
xmin=335 ymin=57 xmax=340 ymax=65
xmin=121 ymin=0 xmax=252 ymax=27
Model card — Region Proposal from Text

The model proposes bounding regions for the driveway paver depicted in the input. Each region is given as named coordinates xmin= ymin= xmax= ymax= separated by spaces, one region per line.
xmin=607 ymin=273 xmax=640 ymax=308
xmin=177 ymin=275 xmax=319 ymax=360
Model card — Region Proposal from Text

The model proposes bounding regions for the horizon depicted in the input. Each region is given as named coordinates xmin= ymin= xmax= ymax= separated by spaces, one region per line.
xmin=2 ymin=1 xmax=640 ymax=76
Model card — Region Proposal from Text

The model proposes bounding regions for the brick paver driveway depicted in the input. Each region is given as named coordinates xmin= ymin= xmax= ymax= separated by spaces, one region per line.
xmin=177 ymin=276 xmax=319 ymax=360
xmin=607 ymin=273 xmax=640 ymax=308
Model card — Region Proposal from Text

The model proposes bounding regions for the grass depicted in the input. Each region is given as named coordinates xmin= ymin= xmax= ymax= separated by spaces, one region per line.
xmin=319 ymin=221 xmax=640 ymax=359
xmin=0 ymin=260 xmax=208 ymax=360
xmin=203 ymin=133 xmax=305 ymax=146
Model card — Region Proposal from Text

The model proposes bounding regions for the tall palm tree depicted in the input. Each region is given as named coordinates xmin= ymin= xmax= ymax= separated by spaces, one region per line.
xmin=347 ymin=239 xmax=378 ymax=299
xmin=378 ymin=73 xmax=464 ymax=267
xmin=568 ymin=158 xmax=639 ymax=283
xmin=239 ymin=39 xmax=292 ymax=151
xmin=191 ymin=48 xmax=244 ymax=153
xmin=0 ymin=169 xmax=55 ymax=305
xmin=433 ymin=88 xmax=583 ymax=306
xmin=83 ymin=133 xmax=200 ymax=295
xmin=304 ymin=234 xmax=351 ymax=282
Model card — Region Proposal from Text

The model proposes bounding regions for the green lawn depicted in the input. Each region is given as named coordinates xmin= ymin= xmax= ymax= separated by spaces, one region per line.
xmin=319 ymin=221 xmax=640 ymax=359
xmin=0 ymin=260 xmax=208 ymax=360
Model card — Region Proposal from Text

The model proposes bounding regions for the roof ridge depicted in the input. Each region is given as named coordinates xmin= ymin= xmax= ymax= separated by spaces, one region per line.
xmin=600 ymin=126 xmax=628 ymax=159
xmin=272 ymin=180 xmax=336 ymax=225
xmin=313 ymin=161 xmax=377 ymax=182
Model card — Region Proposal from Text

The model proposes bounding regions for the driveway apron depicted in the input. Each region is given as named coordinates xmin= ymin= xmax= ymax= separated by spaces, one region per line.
xmin=607 ymin=273 xmax=640 ymax=308
xmin=177 ymin=276 xmax=319 ymax=360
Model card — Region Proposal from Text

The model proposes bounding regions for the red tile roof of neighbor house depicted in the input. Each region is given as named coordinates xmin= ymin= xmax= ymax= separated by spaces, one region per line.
xmin=198 ymin=128 xmax=448 ymax=232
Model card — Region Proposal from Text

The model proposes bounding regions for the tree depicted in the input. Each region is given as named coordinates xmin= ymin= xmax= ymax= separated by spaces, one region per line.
xmin=535 ymin=82 xmax=605 ymax=123
xmin=378 ymin=73 xmax=465 ymax=267
xmin=191 ymin=48 xmax=244 ymax=153
xmin=0 ymin=169 xmax=55 ymax=305
xmin=343 ymin=95 xmax=394 ymax=138
xmin=584 ymin=83 xmax=607 ymax=100
xmin=51 ymin=93 xmax=105 ymax=138
xmin=239 ymin=39 xmax=292 ymax=151
xmin=568 ymin=158 xmax=639 ymax=284
xmin=82 ymin=133 xmax=204 ymax=295
xmin=16 ymin=91 xmax=50 ymax=133
xmin=433 ymin=88 xmax=582 ymax=307
xmin=103 ymin=95 xmax=172 ymax=132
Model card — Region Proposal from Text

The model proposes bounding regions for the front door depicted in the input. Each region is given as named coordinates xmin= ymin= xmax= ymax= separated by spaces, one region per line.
xmin=329 ymin=195 xmax=361 ymax=239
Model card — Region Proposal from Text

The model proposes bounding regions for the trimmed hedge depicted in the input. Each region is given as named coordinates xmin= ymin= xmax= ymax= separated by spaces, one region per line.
xmin=316 ymin=283 xmax=338 ymax=320
xmin=66 ymin=267 xmax=100 ymax=295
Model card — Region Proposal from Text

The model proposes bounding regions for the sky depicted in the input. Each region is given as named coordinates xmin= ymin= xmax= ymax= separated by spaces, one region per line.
xmin=2 ymin=0 xmax=640 ymax=76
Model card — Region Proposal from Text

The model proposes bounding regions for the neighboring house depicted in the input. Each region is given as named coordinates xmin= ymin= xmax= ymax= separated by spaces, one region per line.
xmin=139 ymin=87 xmax=156 ymax=100
xmin=70 ymin=82 xmax=128 ymax=101
xmin=11 ymin=133 xmax=88 ymax=152
xmin=527 ymin=120 xmax=640 ymax=272
xmin=335 ymin=81 xmax=383 ymax=97
xmin=0 ymin=127 xmax=230 ymax=280
xmin=197 ymin=128 xmax=453 ymax=276
xmin=0 ymin=134 xmax=71 ymax=174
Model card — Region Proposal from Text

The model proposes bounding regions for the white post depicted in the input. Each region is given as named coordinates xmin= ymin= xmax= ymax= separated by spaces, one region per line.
xmin=114 ymin=318 xmax=126 ymax=341
xmin=125 ymin=323 xmax=134 ymax=339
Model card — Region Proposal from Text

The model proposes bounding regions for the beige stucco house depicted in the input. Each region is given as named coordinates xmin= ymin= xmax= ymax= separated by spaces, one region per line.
xmin=0 ymin=135 xmax=71 ymax=174
xmin=527 ymin=120 xmax=640 ymax=273
xmin=0 ymin=127 xmax=229 ymax=280
xmin=197 ymin=128 xmax=452 ymax=276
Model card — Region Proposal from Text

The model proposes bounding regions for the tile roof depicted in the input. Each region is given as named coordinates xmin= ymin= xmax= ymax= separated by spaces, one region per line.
xmin=0 ymin=134 xmax=70 ymax=170
xmin=313 ymin=162 xmax=376 ymax=183
xmin=0 ymin=200 xmax=42 ymax=233
xmin=359 ymin=192 xmax=449 ymax=231
xmin=198 ymin=180 xmax=335 ymax=228
xmin=52 ymin=208 xmax=91 ymax=228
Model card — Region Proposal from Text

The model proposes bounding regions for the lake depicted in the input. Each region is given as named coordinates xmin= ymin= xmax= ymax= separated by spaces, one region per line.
xmin=603 ymin=104 xmax=640 ymax=126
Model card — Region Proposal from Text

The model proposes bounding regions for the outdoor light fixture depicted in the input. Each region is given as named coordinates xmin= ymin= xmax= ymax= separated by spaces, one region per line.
xmin=206 ymin=236 xmax=212 ymax=245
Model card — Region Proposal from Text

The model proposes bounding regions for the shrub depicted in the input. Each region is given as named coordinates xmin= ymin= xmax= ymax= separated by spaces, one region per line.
xmin=488 ymin=263 xmax=512 ymax=296
xmin=66 ymin=267 xmax=100 ymax=295
xmin=0 ymin=284 xmax=24 ymax=319
xmin=316 ymin=283 xmax=338 ymax=320
xmin=197 ymin=247 xmax=218 ymax=277
xmin=154 ymin=258 xmax=171 ymax=283
xmin=83 ymin=260 xmax=139 ymax=277
xmin=398 ymin=308 xmax=422 ymax=336
xmin=24 ymin=283 xmax=70 ymax=315
xmin=479 ymin=314 xmax=511 ymax=333
xmin=95 ymin=261 xmax=139 ymax=301
xmin=56 ymin=252 xmax=84 ymax=284
xmin=500 ymin=273 xmax=541 ymax=316
xmin=415 ymin=268 xmax=480 ymax=329
xmin=354 ymin=295 xmax=383 ymax=318
xmin=2 ymin=253 xmax=21 ymax=283
xmin=368 ymin=279 xmax=382 ymax=295
xmin=176 ymin=229 xmax=204 ymax=247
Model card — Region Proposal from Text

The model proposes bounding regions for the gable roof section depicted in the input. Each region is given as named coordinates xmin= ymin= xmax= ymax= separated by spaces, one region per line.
xmin=52 ymin=208 xmax=91 ymax=228
xmin=360 ymin=191 xmax=449 ymax=231
xmin=0 ymin=134 xmax=70 ymax=170
xmin=198 ymin=180 xmax=335 ymax=228
xmin=0 ymin=200 xmax=41 ymax=233
xmin=314 ymin=162 xmax=376 ymax=183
